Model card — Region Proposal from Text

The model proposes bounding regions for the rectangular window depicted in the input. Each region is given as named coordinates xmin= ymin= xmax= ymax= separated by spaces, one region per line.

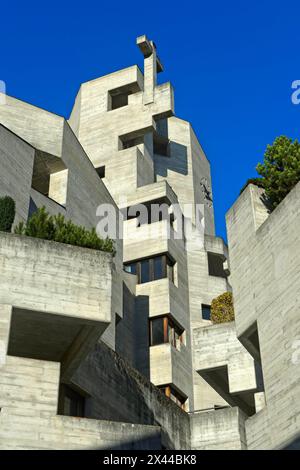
xmin=149 ymin=316 xmax=183 ymax=348
xmin=149 ymin=317 xmax=167 ymax=346
xmin=158 ymin=385 xmax=187 ymax=410
xmin=124 ymin=255 xmax=174 ymax=285
xmin=153 ymin=256 xmax=164 ymax=280
xmin=58 ymin=384 xmax=85 ymax=417
xmin=202 ymin=304 xmax=211 ymax=320
xmin=140 ymin=259 xmax=150 ymax=284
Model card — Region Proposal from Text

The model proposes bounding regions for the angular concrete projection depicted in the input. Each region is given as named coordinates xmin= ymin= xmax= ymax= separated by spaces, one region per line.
xmin=193 ymin=322 xmax=260 ymax=416
xmin=0 ymin=232 xmax=112 ymax=380
xmin=226 ymin=182 xmax=300 ymax=450
xmin=5 ymin=34 xmax=298 ymax=449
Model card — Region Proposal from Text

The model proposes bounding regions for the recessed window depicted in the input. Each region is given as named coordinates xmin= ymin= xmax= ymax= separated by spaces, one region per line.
xmin=124 ymin=255 xmax=174 ymax=284
xmin=153 ymin=256 xmax=164 ymax=280
xmin=108 ymin=90 xmax=131 ymax=110
xmin=202 ymin=304 xmax=211 ymax=320
xmin=58 ymin=384 xmax=85 ymax=417
xmin=108 ymin=83 xmax=140 ymax=111
xmin=149 ymin=317 xmax=166 ymax=346
xmin=158 ymin=385 xmax=187 ymax=410
xmin=207 ymin=252 xmax=227 ymax=278
xmin=149 ymin=315 xmax=184 ymax=349
xmin=96 ymin=166 xmax=105 ymax=179
xmin=141 ymin=259 xmax=150 ymax=284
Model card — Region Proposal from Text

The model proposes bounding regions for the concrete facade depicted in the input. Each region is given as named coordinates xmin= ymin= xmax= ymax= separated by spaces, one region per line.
xmin=0 ymin=35 xmax=298 ymax=450
xmin=226 ymin=183 xmax=300 ymax=450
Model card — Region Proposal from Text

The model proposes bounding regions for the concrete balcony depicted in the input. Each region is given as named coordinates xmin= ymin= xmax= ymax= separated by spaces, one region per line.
xmin=119 ymin=180 xmax=179 ymax=210
xmin=193 ymin=322 xmax=261 ymax=416
xmin=0 ymin=232 xmax=112 ymax=381
xmin=136 ymin=278 xmax=187 ymax=331
xmin=124 ymin=219 xmax=184 ymax=264
xmin=150 ymin=342 xmax=190 ymax=399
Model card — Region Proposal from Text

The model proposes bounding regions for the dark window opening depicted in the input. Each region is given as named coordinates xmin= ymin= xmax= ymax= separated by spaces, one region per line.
xmin=141 ymin=259 xmax=150 ymax=284
xmin=207 ymin=252 xmax=227 ymax=278
xmin=154 ymin=133 xmax=169 ymax=157
xmin=149 ymin=315 xmax=184 ymax=348
xmin=202 ymin=304 xmax=211 ymax=320
xmin=58 ymin=384 xmax=85 ymax=418
xmin=109 ymin=90 xmax=131 ymax=111
xmin=121 ymin=134 xmax=144 ymax=150
xmin=125 ymin=200 xmax=170 ymax=226
xmin=153 ymin=256 xmax=164 ymax=280
xmin=111 ymin=92 xmax=130 ymax=109
xmin=108 ymin=83 xmax=140 ymax=111
xmin=158 ymin=385 xmax=187 ymax=410
xmin=96 ymin=166 xmax=105 ymax=179
xmin=149 ymin=317 xmax=166 ymax=346
xmin=124 ymin=255 xmax=174 ymax=284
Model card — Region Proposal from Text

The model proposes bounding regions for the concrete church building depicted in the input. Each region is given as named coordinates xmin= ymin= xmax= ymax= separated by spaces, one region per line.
xmin=0 ymin=35 xmax=299 ymax=450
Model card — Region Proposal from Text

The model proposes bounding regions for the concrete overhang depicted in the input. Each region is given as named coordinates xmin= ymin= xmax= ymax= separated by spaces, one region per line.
xmin=0 ymin=232 xmax=112 ymax=381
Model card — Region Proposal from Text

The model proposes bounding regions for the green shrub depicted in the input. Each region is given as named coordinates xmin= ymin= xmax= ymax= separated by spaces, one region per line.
xmin=14 ymin=207 xmax=115 ymax=255
xmin=0 ymin=196 xmax=16 ymax=232
xmin=256 ymin=136 xmax=300 ymax=210
xmin=211 ymin=292 xmax=234 ymax=324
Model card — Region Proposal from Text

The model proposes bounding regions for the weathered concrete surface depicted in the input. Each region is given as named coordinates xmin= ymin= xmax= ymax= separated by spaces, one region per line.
xmin=226 ymin=183 xmax=300 ymax=449
xmin=0 ymin=356 xmax=161 ymax=450
xmin=0 ymin=99 xmax=123 ymax=351
xmin=190 ymin=407 xmax=247 ymax=450
xmin=0 ymin=233 xmax=112 ymax=380
xmin=193 ymin=322 xmax=260 ymax=416
xmin=73 ymin=341 xmax=191 ymax=450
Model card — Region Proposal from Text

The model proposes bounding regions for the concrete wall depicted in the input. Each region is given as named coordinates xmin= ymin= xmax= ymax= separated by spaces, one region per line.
xmin=190 ymin=407 xmax=247 ymax=450
xmin=0 ymin=356 xmax=161 ymax=450
xmin=72 ymin=341 xmax=191 ymax=450
xmin=0 ymin=125 xmax=34 ymax=226
xmin=226 ymin=183 xmax=300 ymax=449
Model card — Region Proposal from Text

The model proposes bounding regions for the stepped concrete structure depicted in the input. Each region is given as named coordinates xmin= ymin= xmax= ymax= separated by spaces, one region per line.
xmin=0 ymin=35 xmax=299 ymax=450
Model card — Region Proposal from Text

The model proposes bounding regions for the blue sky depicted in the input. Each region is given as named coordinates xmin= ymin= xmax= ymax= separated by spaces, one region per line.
xmin=1 ymin=0 xmax=299 ymax=239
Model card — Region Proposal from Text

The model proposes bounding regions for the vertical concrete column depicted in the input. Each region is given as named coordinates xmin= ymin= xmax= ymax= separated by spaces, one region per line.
xmin=137 ymin=35 xmax=163 ymax=106
xmin=143 ymin=47 xmax=157 ymax=105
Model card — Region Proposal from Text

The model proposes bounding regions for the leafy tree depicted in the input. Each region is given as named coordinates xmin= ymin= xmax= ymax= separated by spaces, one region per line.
xmin=240 ymin=136 xmax=300 ymax=210
xmin=15 ymin=207 xmax=115 ymax=255
xmin=211 ymin=292 xmax=234 ymax=324
xmin=0 ymin=196 xmax=16 ymax=232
